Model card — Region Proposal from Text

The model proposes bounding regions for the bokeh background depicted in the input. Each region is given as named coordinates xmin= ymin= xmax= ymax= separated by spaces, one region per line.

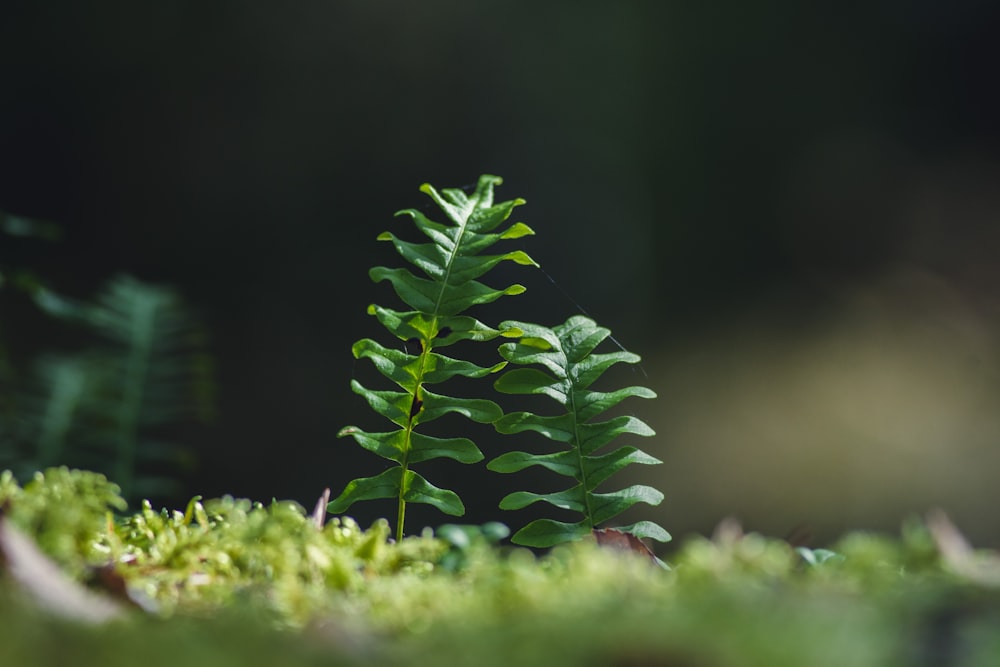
xmin=2 ymin=2 xmax=999 ymax=548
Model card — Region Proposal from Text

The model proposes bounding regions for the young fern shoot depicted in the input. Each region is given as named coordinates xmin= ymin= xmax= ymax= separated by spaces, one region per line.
xmin=328 ymin=175 xmax=537 ymax=541
xmin=488 ymin=315 xmax=669 ymax=548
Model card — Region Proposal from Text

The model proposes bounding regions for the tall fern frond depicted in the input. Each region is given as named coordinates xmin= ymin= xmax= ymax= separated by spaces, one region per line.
xmin=488 ymin=315 xmax=670 ymax=548
xmin=329 ymin=175 xmax=537 ymax=541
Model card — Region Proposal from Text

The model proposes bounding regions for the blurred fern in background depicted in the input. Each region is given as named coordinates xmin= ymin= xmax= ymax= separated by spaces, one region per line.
xmin=31 ymin=276 xmax=215 ymax=500
xmin=1 ymin=213 xmax=215 ymax=502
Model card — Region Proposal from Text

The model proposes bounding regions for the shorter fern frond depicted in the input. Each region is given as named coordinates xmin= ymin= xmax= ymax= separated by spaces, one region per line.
xmin=488 ymin=315 xmax=670 ymax=548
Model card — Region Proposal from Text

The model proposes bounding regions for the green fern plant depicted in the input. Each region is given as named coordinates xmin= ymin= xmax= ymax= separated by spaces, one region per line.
xmin=488 ymin=315 xmax=669 ymax=547
xmin=328 ymin=175 xmax=538 ymax=541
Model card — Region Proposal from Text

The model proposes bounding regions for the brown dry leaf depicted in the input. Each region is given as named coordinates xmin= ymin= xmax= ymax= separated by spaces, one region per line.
xmin=593 ymin=528 xmax=659 ymax=565
xmin=0 ymin=512 xmax=124 ymax=623
xmin=312 ymin=487 xmax=331 ymax=529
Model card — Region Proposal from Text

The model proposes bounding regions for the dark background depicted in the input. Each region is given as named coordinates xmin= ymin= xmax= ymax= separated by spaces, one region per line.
xmin=2 ymin=2 xmax=999 ymax=548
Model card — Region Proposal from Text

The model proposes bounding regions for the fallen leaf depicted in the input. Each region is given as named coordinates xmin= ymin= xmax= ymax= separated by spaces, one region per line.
xmin=312 ymin=487 xmax=331 ymax=529
xmin=593 ymin=528 xmax=660 ymax=565
xmin=0 ymin=510 xmax=124 ymax=623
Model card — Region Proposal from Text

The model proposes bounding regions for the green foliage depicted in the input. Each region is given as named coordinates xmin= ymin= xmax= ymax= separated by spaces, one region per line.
xmin=488 ymin=315 xmax=668 ymax=547
xmin=434 ymin=521 xmax=511 ymax=572
xmin=3 ymin=275 xmax=214 ymax=500
xmin=7 ymin=182 xmax=1000 ymax=666
xmin=328 ymin=176 xmax=668 ymax=548
xmin=329 ymin=175 xmax=537 ymax=541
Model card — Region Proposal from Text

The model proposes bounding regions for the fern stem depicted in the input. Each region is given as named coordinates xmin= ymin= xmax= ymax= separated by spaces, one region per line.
xmin=396 ymin=493 xmax=406 ymax=543
xmin=395 ymin=187 xmax=477 ymax=538
xmin=397 ymin=406 xmax=414 ymax=542
xmin=568 ymin=378 xmax=595 ymax=529
xmin=396 ymin=330 xmax=434 ymax=541
xmin=431 ymin=201 xmax=474 ymax=317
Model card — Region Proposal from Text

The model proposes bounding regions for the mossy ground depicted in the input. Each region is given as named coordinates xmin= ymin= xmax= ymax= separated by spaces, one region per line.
xmin=2 ymin=468 xmax=1000 ymax=667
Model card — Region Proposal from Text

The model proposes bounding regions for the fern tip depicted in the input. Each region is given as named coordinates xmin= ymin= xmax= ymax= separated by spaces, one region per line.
xmin=337 ymin=426 xmax=360 ymax=438
xmin=500 ymin=221 xmax=536 ymax=241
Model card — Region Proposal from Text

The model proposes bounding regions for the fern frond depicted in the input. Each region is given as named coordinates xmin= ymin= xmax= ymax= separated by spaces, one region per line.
xmin=488 ymin=315 xmax=670 ymax=548
xmin=329 ymin=175 xmax=537 ymax=541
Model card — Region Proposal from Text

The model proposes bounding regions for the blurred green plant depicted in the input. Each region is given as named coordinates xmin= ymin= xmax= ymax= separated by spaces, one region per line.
xmin=14 ymin=275 xmax=215 ymax=500
xmin=434 ymin=521 xmax=510 ymax=572
xmin=1 ymin=210 xmax=215 ymax=500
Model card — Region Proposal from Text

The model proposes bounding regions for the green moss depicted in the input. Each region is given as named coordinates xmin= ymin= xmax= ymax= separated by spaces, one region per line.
xmin=3 ymin=468 xmax=1000 ymax=667
xmin=1 ymin=467 xmax=126 ymax=578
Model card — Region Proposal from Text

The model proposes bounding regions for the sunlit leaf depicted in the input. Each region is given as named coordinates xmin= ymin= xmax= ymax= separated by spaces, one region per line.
xmin=331 ymin=175 xmax=536 ymax=539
